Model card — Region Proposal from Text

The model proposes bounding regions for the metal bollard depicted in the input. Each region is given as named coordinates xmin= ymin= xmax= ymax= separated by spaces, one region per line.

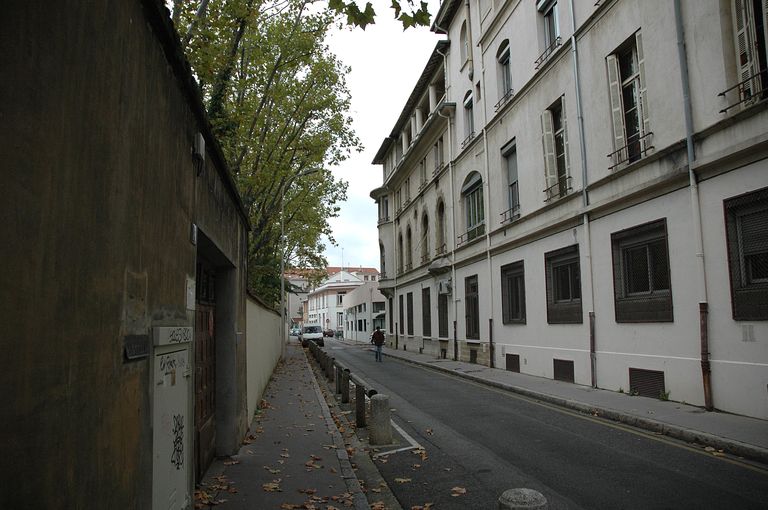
xmin=369 ymin=394 xmax=392 ymax=445
xmin=498 ymin=489 xmax=548 ymax=510
xmin=355 ymin=383 xmax=366 ymax=428
xmin=341 ymin=369 xmax=350 ymax=404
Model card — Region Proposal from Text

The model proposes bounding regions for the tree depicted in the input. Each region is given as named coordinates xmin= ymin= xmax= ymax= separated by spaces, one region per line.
xmin=174 ymin=0 xmax=361 ymax=306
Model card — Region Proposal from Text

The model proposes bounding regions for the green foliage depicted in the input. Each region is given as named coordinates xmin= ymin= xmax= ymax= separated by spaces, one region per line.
xmin=328 ymin=0 xmax=431 ymax=29
xmin=175 ymin=0 xmax=361 ymax=306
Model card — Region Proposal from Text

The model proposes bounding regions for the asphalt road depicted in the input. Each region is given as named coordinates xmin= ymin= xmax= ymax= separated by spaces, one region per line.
xmin=324 ymin=340 xmax=768 ymax=510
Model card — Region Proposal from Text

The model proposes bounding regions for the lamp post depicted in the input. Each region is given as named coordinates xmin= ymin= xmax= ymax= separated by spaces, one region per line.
xmin=281 ymin=167 xmax=321 ymax=358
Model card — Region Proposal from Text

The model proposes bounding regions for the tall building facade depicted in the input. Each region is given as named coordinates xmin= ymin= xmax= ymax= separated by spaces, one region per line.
xmin=372 ymin=0 xmax=768 ymax=419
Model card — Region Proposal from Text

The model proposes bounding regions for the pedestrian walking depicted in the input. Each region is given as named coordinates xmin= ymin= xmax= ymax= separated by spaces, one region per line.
xmin=371 ymin=327 xmax=385 ymax=362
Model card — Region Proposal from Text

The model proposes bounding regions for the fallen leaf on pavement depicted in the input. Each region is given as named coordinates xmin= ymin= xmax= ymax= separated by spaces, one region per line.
xmin=394 ymin=478 xmax=412 ymax=484
xmin=223 ymin=459 xmax=240 ymax=466
xmin=263 ymin=466 xmax=281 ymax=474
xmin=451 ymin=486 xmax=467 ymax=497
xmin=262 ymin=480 xmax=282 ymax=492
xmin=425 ymin=428 xmax=433 ymax=435
xmin=371 ymin=502 xmax=385 ymax=510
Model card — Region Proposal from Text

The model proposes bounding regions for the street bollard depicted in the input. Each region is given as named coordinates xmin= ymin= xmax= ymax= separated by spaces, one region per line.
xmin=341 ymin=369 xmax=350 ymax=404
xmin=355 ymin=383 xmax=366 ymax=428
xmin=335 ymin=365 xmax=343 ymax=394
xmin=369 ymin=394 xmax=392 ymax=445
xmin=328 ymin=357 xmax=336 ymax=382
xmin=498 ymin=489 xmax=548 ymax=510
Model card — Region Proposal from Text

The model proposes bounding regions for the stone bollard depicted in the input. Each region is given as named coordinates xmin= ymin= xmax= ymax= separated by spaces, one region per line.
xmin=335 ymin=365 xmax=343 ymax=394
xmin=369 ymin=394 xmax=392 ymax=445
xmin=355 ymin=383 xmax=366 ymax=428
xmin=328 ymin=358 xmax=336 ymax=382
xmin=341 ymin=369 xmax=350 ymax=404
xmin=498 ymin=489 xmax=548 ymax=510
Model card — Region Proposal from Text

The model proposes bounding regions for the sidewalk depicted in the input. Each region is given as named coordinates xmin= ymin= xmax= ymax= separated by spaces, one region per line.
xmin=197 ymin=342 xmax=368 ymax=510
xmin=371 ymin=343 xmax=768 ymax=465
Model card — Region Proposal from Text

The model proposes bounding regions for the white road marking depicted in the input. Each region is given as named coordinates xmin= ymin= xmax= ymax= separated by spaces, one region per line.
xmin=372 ymin=420 xmax=424 ymax=458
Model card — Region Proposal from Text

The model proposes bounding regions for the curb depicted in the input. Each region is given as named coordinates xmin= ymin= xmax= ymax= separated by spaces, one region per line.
xmin=302 ymin=348 xmax=370 ymax=510
xmin=382 ymin=350 xmax=768 ymax=465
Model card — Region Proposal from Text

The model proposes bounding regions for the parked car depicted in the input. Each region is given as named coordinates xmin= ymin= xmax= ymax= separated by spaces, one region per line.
xmin=300 ymin=325 xmax=324 ymax=347
xmin=323 ymin=328 xmax=335 ymax=338
xmin=289 ymin=326 xmax=301 ymax=337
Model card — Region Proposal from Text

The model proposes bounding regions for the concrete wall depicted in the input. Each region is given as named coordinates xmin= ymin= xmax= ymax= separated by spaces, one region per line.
xmin=245 ymin=296 xmax=282 ymax=421
xmin=0 ymin=1 xmax=249 ymax=507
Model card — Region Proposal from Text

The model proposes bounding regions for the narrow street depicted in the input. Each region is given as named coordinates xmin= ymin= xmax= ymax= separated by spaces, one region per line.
xmin=325 ymin=340 xmax=768 ymax=509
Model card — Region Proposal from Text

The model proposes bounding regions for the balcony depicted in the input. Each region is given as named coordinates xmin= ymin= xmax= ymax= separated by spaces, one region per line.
xmin=418 ymin=180 xmax=428 ymax=192
xmin=718 ymin=69 xmax=768 ymax=114
xmin=436 ymin=243 xmax=447 ymax=256
xmin=535 ymin=36 xmax=561 ymax=70
xmin=404 ymin=262 xmax=413 ymax=272
xmin=420 ymin=252 xmax=431 ymax=264
xmin=494 ymin=88 xmax=515 ymax=112
xmin=607 ymin=132 xmax=654 ymax=171
xmin=377 ymin=215 xmax=390 ymax=225
xmin=500 ymin=204 xmax=520 ymax=224
xmin=433 ymin=162 xmax=446 ymax=177
xmin=543 ymin=176 xmax=572 ymax=203
xmin=461 ymin=132 xmax=476 ymax=150
xmin=457 ymin=222 xmax=485 ymax=247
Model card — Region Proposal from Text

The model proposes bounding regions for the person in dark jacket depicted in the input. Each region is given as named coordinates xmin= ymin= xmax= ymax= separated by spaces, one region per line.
xmin=371 ymin=327 xmax=385 ymax=362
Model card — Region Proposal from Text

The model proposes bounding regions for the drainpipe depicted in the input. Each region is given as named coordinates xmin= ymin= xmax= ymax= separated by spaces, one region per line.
xmin=567 ymin=0 xmax=597 ymax=387
xmin=436 ymin=44 xmax=459 ymax=362
xmin=674 ymin=0 xmax=712 ymax=411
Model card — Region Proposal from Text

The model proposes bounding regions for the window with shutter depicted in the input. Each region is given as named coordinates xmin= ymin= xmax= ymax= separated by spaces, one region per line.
xmin=501 ymin=261 xmax=526 ymax=324
xmin=545 ymin=245 xmax=583 ymax=324
xmin=725 ymin=187 xmax=768 ymax=320
xmin=606 ymin=32 xmax=652 ymax=170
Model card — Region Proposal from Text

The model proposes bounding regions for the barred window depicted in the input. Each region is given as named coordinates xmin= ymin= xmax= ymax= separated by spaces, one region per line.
xmin=725 ymin=187 xmax=768 ymax=320
xmin=438 ymin=293 xmax=449 ymax=338
xmin=406 ymin=292 xmax=414 ymax=335
xmin=422 ymin=288 xmax=432 ymax=337
xmin=545 ymin=245 xmax=582 ymax=324
xmin=611 ymin=219 xmax=673 ymax=322
xmin=399 ymin=294 xmax=404 ymax=335
xmin=501 ymin=261 xmax=526 ymax=324
xmin=465 ymin=275 xmax=480 ymax=339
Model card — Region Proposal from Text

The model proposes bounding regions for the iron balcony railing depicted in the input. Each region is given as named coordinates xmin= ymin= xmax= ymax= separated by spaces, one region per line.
xmin=500 ymin=204 xmax=521 ymax=224
xmin=419 ymin=180 xmax=428 ymax=192
xmin=457 ymin=222 xmax=486 ymax=247
xmin=535 ymin=36 xmax=561 ymax=70
xmin=377 ymin=215 xmax=390 ymax=225
xmin=607 ymin=131 xmax=654 ymax=170
xmin=404 ymin=262 xmax=413 ymax=272
xmin=461 ymin=132 xmax=476 ymax=150
xmin=718 ymin=69 xmax=768 ymax=113
xmin=433 ymin=161 xmax=446 ymax=177
xmin=543 ymin=175 xmax=572 ymax=203
xmin=421 ymin=253 xmax=430 ymax=264
xmin=436 ymin=243 xmax=447 ymax=255
xmin=494 ymin=88 xmax=515 ymax=112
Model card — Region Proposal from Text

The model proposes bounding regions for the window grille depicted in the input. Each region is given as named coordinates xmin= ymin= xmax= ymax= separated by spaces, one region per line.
xmin=545 ymin=245 xmax=582 ymax=324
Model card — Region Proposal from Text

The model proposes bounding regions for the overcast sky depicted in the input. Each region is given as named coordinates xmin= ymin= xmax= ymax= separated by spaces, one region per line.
xmin=322 ymin=3 xmax=444 ymax=270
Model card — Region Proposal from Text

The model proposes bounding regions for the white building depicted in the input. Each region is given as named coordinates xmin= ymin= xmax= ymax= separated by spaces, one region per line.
xmin=306 ymin=269 xmax=368 ymax=331
xmin=372 ymin=0 xmax=768 ymax=419
xmin=342 ymin=282 xmax=387 ymax=343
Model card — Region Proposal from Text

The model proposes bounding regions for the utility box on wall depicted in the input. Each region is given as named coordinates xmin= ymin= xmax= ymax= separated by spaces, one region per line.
xmin=152 ymin=327 xmax=193 ymax=510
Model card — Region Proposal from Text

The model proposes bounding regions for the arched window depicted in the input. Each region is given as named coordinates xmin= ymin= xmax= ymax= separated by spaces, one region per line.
xmin=461 ymin=172 xmax=485 ymax=242
xmin=398 ymin=232 xmax=404 ymax=274
xmin=421 ymin=213 xmax=430 ymax=262
xmin=406 ymin=225 xmax=413 ymax=270
xmin=437 ymin=200 xmax=446 ymax=254
xmin=463 ymin=91 xmax=474 ymax=139
xmin=497 ymin=39 xmax=512 ymax=98
xmin=460 ymin=21 xmax=469 ymax=63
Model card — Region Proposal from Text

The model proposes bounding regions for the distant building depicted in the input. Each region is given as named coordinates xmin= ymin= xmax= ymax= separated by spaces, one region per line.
xmin=342 ymin=282 xmax=387 ymax=342
xmin=372 ymin=0 xmax=768 ymax=420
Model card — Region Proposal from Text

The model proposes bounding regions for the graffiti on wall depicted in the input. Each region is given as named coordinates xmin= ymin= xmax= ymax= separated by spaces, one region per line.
xmin=171 ymin=414 xmax=184 ymax=469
